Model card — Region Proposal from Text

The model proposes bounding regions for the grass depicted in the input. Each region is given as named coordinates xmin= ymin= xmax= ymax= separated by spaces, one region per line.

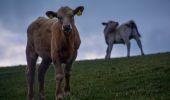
xmin=0 ymin=52 xmax=170 ymax=100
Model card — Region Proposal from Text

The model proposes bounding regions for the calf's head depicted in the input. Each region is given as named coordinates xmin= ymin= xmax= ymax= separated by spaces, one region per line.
xmin=46 ymin=6 xmax=84 ymax=35
xmin=102 ymin=21 xmax=119 ymax=33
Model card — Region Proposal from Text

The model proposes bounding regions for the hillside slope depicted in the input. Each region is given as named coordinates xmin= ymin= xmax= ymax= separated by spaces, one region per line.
xmin=0 ymin=52 xmax=170 ymax=100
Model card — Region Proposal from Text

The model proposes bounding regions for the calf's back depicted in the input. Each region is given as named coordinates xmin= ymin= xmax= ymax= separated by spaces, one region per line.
xmin=27 ymin=17 xmax=58 ymax=58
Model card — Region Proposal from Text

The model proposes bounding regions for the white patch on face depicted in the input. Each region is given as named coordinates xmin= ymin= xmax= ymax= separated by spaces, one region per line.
xmin=62 ymin=17 xmax=72 ymax=32
xmin=69 ymin=24 xmax=72 ymax=30
xmin=62 ymin=25 xmax=64 ymax=31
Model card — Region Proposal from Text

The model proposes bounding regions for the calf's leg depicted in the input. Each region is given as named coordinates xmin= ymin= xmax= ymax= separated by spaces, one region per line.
xmin=64 ymin=51 xmax=77 ymax=96
xmin=26 ymin=50 xmax=38 ymax=100
xmin=38 ymin=58 xmax=51 ymax=100
xmin=53 ymin=60 xmax=64 ymax=100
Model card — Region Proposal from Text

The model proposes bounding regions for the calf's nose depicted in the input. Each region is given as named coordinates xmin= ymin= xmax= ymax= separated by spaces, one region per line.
xmin=63 ymin=25 xmax=72 ymax=33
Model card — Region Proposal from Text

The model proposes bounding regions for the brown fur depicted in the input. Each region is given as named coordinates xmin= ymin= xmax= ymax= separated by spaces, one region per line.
xmin=26 ymin=6 xmax=83 ymax=100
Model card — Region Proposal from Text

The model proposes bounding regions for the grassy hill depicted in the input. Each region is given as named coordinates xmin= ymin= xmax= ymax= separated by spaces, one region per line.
xmin=0 ymin=52 xmax=170 ymax=100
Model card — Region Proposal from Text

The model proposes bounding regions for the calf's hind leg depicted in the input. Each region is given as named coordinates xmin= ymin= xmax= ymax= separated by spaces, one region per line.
xmin=38 ymin=58 xmax=52 ymax=100
xmin=26 ymin=49 xmax=38 ymax=100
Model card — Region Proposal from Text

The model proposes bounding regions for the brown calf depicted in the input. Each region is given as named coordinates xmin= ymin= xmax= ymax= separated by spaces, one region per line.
xmin=26 ymin=6 xmax=84 ymax=100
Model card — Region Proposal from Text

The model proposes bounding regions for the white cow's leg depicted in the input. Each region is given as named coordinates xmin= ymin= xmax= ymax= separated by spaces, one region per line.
xmin=105 ymin=44 xmax=113 ymax=60
xmin=122 ymin=36 xmax=131 ymax=57
xmin=126 ymin=41 xmax=131 ymax=57
xmin=135 ymin=37 xmax=144 ymax=56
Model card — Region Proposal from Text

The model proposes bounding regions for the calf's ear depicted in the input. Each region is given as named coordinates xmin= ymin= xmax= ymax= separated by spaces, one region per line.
xmin=46 ymin=11 xmax=57 ymax=19
xmin=102 ymin=22 xmax=107 ymax=26
xmin=74 ymin=6 xmax=84 ymax=16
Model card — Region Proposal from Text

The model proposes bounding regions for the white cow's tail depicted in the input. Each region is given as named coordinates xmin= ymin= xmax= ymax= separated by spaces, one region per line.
xmin=129 ymin=20 xmax=141 ymax=38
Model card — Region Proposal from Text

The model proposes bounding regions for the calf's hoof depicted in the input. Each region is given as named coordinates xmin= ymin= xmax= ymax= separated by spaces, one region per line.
xmin=64 ymin=91 xmax=70 ymax=97
xmin=39 ymin=94 xmax=46 ymax=100
xmin=56 ymin=94 xmax=63 ymax=100
xmin=28 ymin=95 xmax=34 ymax=100
xmin=28 ymin=97 xmax=34 ymax=100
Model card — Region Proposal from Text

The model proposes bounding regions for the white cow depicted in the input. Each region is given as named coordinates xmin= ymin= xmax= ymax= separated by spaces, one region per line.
xmin=102 ymin=20 xmax=144 ymax=59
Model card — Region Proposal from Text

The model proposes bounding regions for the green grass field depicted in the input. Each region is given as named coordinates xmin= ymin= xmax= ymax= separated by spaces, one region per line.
xmin=0 ymin=52 xmax=170 ymax=100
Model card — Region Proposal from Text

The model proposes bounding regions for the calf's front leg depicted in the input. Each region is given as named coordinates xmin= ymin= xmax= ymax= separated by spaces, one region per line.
xmin=64 ymin=51 xmax=77 ymax=96
xmin=53 ymin=60 xmax=64 ymax=100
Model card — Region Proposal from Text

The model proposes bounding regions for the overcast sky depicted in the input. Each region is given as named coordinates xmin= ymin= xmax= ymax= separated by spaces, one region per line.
xmin=0 ymin=0 xmax=170 ymax=66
